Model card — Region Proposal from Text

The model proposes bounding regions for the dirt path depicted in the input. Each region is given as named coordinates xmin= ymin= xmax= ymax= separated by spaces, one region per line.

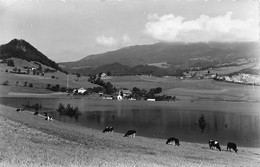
xmin=0 ymin=104 xmax=259 ymax=167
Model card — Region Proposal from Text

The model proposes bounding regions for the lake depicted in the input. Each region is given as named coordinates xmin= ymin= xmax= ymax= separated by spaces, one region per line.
xmin=0 ymin=97 xmax=259 ymax=147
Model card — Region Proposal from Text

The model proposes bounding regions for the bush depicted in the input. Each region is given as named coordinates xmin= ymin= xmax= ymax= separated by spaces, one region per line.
xmin=60 ymin=87 xmax=67 ymax=92
xmin=57 ymin=103 xmax=81 ymax=118
xmin=51 ymin=84 xmax=60 ymax=91
xmin=29 ymin=83 xmax=33 ymax=87
xmin=7 ymin=60 xmax=14 ymax=67
xmin=23 ymin=103 xmax=42 ymax=111
xmin=2 ymin=80 xmax=9 ymax=86
xmin=46 ymin=84 xmax=51 ymax=89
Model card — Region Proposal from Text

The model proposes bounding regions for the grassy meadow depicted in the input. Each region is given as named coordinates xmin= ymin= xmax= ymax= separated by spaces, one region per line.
xmin=104 ymin=75 xmax=260 ymax=102
xmin=0 ymin=63 xmax=97 ymax=96
xmin=0 ymin=104 xmax=260 ymax=167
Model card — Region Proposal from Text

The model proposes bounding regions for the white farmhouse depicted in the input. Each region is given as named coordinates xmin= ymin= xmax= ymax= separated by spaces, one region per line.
xmin=117 ymin=94 xmax=123 ymax=100
xmin=101 ymin=73 xmax=107 ymax=78
xmin=118 ymin=89 xmax=132 ymax=97
xmin=77 ymin=87 xmax=87 ymax=94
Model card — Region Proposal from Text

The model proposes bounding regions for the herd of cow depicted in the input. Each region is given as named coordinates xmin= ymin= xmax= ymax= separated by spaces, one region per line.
xmin=16 ymin=108 xmax=238 ymax=153
xmin=103 ymin=126 xmax=238 ymax=153
xmin=16 ymin=108 xmax=54 ymax=121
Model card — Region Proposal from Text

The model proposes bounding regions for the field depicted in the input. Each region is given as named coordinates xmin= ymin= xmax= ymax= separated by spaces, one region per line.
xmin=0 ymin=63 xmax=97 ymax=97
xmin=0 ymin=104 xmax=260 ymax=167
xmin=105 ymin=75 xmax=260 ymax=102
xmin=1 ymin=64 xmax=260 ymax=103
xmin=191 ymin=63 xmax=256 ymax=76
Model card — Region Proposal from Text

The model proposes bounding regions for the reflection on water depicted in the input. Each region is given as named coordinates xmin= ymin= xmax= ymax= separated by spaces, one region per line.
xmin=0 ymin=97 xmax=259 ymax=147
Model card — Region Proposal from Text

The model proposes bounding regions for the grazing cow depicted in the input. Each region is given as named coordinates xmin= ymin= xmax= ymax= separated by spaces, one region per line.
xmin=45 ymin=116 xmax=53 ymax=121
xmin=209 ymin=140 xmax=221 ymax=151
xmin=103 ymin=126 xmax=114 ymax=133
xmin=33 ymin=111 xmax=39 ymax=115
xmin=227 ymin=142 xmax=238 ymax=153
xmin=16 ymin=108 xmax=25 ymax=112
xmin=124 ymin=130 xmax=136 ymax=137
xmin=166 ymin=137 xmax=180 ymax=146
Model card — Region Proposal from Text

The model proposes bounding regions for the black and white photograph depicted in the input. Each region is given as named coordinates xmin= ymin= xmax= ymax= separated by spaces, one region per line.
xmin=0 ymin=0 xmax=259 ymax=166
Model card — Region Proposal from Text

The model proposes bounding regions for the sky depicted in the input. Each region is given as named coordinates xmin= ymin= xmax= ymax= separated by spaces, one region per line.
xmin=0 ymin=0 xmax=259 ymax=62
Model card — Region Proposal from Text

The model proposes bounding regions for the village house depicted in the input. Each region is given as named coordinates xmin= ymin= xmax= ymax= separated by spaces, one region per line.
xmin=118 ymin=88 xmax=132 ymax=98
xmin=19 ymin=70 xmax=28 ymax=74
xmin=100 ymin=73 xmax=107 ymax=78
xmin=30 ymin=67 xmax=37 ymax=71
xmin=74 ymin=87 xmax=87 ymax=94
xmin=117 ymin=94 xmax=123 ymax=100
xmin=103 ymin=95 xmax=113 ymax=100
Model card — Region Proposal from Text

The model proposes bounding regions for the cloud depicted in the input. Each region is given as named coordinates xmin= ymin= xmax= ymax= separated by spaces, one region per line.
xmin=95 ymin=34 xmax=131 ymax=48
xmin=96 ymin=36 xmax=118 ymax=47
xmin=122 ymin=34 xmax=131 ymax=44
xmin=144 ymin=12 xmax=258 ymax=43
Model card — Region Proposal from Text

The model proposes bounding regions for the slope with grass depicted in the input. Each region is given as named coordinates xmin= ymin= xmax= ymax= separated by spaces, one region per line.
xmin=0 ymin=65 xmax=99 ymax=97
xmin=0 ymin=104 xmax=259 ymax=167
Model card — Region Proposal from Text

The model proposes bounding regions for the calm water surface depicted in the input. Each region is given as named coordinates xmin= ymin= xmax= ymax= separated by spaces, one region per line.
xmin=0 ymin=97 xmax=259 ymax=147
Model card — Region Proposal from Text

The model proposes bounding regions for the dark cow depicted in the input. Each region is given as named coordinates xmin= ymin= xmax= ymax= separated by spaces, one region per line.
xmin=33 ymin=111 xmax=39 ymax=115
xmin=103 ymin=126 xmax=114 ymax=133
xmin=124 ymin=130 xmax=136 ymax=137
xmin=166 ymin=137 xmax=180 ymax=146
xmin=209 ymin=140 xmax=221 ymax=151
xmin=16 ymin=108 xmax=25 ymax=112
xmin=227 ymin=142 xmax=238 ymax=153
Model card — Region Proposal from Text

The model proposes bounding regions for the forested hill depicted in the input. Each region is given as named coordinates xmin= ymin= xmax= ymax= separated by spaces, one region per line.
xmin=0 ymin=39 xmax=63 ymax=71
xmin=61 ymin=42 xmax=259 ymax=69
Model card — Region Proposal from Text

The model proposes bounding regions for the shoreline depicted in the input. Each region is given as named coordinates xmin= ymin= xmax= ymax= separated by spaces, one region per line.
xmin=0 ymin=104 xmax=260 ymax=166
xmin=2 ymin=91 xmax=260 ymax=104
xmin=1 ymin=93 xmax=260 ymax=116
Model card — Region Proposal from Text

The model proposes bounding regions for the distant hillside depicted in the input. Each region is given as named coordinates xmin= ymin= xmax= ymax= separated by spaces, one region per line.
xmin=66 ymin=62 xmax=185 ymax=77
xmin=61 ymin=42 xmax=259 ymax=70
xmin=0 ymin=39 xmax=63 ymax=72
xmin=228 ymin=66 xmax=260 ymax=76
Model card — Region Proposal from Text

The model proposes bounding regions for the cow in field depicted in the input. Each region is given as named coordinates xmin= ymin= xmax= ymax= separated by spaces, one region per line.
xmin=166 ymin=137 xmax=180 ymax=146
xmin=16 ymin=108 xmax=25 ymax=112
xmin=45 ymin=116 xmax=53 ymax=121
xmin=227 ymin=142 xmax=238 ymax=153
xmin=33 ymin=111 xmax=39 ymax=115
xmin=209 ymin=140 xmax=221 ymax=151
xmin=103 ymin=126 xmax=114 ymax=133
xmin=124 ymin=130 xmax=136 ymax=137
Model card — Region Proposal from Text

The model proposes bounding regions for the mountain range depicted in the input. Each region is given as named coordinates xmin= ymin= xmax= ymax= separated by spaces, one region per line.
xmin=1 ymin=39 xmax=259 ymax=76
xmin=61 ymin=42 xmax=259 ymax=76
